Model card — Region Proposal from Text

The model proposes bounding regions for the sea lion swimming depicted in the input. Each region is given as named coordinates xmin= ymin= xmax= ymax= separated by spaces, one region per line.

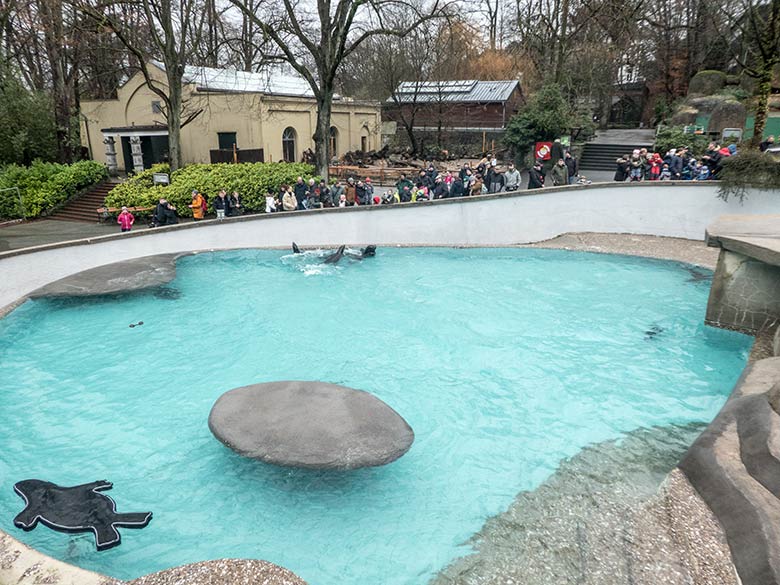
xmin=290 ymin=242 xmax=376 ymax=264
xmin=13 ymin=479 xmax=152 ymax=551
xmin=323 ymin=244 xmax=346 ymax=264
xmin=346 ymin=245 xmax=377 ymax=260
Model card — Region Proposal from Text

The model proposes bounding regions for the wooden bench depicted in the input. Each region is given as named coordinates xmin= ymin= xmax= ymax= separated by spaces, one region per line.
xmin=96 ymin=206 xmax=154 ymax=222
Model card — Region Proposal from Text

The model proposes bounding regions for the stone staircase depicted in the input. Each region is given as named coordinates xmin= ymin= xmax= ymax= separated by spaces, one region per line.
xmin=579 ymin=129 xmax=656 ymax=171
xmin=579 ymin=143 xmax=653 ymax=171
xmin=47 ymin=181 xmax=119 ymax=223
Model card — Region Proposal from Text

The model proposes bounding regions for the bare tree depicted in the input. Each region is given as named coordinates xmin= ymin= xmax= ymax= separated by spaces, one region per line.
xmin=718 ymin=0 xmax=779 ymax=146
xmin=75 ymin=0 xmax=208 ymax=170
xmin=226 ymin=0 xmax=447 ymax=178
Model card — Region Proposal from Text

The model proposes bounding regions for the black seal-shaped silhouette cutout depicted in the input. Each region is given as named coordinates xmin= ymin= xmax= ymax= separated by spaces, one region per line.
xmin=13 ymin=479 xmax=152 ymax=551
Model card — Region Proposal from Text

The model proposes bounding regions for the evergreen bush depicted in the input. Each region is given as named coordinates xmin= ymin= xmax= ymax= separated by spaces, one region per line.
xmin=0 ymin=160 xmax=107 ymax=219
xmin=105 ymin=162 xmax=316 ymax=216
xmin=653 ymin=126 xmax=710 ymax=158
xmin=717 ymin=151 xmax=780 ymax=201
xmin=503 ymin=85 xmax=574 ymax=161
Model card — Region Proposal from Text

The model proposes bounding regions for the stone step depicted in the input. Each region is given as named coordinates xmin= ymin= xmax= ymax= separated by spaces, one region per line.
xmin=46 ymin=180 xmax=118 ymax=222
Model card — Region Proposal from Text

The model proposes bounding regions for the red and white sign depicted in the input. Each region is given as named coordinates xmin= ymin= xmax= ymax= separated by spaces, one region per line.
xmin=535 ymin=141 xmax=552 ymax=160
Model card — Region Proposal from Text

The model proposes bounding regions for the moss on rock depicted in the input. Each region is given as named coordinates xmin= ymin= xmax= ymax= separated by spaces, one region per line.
xmin=689 ymin=70 xmax=727 ymax=96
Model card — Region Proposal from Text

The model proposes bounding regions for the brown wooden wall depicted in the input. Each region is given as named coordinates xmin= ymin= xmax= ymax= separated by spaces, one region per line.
xmin=383 ymin=86 xmax=524 ymax=130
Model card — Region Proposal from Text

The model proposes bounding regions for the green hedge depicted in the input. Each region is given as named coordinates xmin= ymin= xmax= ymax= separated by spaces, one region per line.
xmin=104 ymin=162 xmax=316 ymax=217
xmin=0 ymin=160 xmax=107 ymax=219
xmin=653 ymin=126 xmax=710 ymax=158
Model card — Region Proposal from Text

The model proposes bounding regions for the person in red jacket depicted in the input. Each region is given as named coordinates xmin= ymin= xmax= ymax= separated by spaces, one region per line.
xmin=117 ymin=207 xmax=135 ymax=232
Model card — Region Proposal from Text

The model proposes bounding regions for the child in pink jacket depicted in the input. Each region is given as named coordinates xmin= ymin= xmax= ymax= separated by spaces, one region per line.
xmin=117 ymin=207 xmax=135 ymax=232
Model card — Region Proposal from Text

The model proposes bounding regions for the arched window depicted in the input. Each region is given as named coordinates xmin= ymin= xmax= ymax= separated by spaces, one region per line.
xmin=329 ymin=126 xmax=339 ymax=157
xmin=282 ymin=127 xmax=297 ymax=162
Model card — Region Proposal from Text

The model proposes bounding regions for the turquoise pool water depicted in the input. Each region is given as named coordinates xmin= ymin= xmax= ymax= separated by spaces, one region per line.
xmin=0 ymin=248 xmax=751 ymax=583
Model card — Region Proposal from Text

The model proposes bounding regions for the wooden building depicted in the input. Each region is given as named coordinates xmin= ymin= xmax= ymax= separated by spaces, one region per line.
xmin=382 ymin=80 xmax=523 ymax=154
xmin=383 ymin=80 xmax=524 ymax=131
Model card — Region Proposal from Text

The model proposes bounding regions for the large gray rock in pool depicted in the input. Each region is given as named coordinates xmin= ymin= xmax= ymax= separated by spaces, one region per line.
xmin=208 ymin=381 xmax=414 ymax=469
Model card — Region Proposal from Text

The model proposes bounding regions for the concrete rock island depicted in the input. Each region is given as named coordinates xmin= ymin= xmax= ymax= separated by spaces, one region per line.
xmin=208 ymin=381 xmax=414 ymax=469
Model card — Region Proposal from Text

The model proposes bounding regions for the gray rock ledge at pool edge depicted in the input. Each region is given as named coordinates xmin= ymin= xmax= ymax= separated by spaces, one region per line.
xmin=208 ymin=381 xmax=414 ymax=469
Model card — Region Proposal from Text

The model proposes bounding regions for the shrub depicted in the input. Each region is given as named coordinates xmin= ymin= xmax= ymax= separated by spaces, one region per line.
xmin=718 ymin=150 xmax=780 ymax=201
xmin=0 ymin=160 xmax=107 ymax=219
xmin=104 ymin=162 xmax=315 ymax=216
xmin=504 ymin=85 xmax=573 ymax=160
xmin=653 ymin=126 xmax=710 ymax=158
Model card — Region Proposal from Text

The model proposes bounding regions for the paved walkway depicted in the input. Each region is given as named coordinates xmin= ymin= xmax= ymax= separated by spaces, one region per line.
xmin=0 ymin=219 xmax=150 ymax=252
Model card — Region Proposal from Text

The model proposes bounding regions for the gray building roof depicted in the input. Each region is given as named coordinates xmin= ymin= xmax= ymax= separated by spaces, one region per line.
xmin=389 ymin=80 xmax=520 ymax=104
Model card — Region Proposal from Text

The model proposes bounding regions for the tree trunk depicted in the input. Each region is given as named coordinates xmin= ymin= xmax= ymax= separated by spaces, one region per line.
xmin=554 ymin=0 xmax=569 ymax=83
xmin=750 ymin=67 xmax=772 ymax=149
xmin=313 ymin=91 xmax=332 ymax=179
xmin=39 ymin=0 xmax=74 ymax=163
xmin=167 ymin=69 xmax=184 ymax=171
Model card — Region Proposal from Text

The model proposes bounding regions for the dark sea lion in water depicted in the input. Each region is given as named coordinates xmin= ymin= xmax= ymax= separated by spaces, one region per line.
xmin=345 ymin=245 xmax=377 ymax=260
xmin=323 ymin=244 xmax=346 ymax=264
xmin=645 ymin=324 xmax=664 ymax=339
xmin=292 ymin=242 xmax=302 ymax=254
xmin=13 ymin=479 xmax=152 ymax=551
xmin=153 ymin=286 xmax=182 ymax=300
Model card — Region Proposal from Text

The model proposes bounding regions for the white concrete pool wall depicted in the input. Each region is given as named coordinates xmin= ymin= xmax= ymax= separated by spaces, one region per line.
xmin=1 ymin=181 xmax=779 ymax=312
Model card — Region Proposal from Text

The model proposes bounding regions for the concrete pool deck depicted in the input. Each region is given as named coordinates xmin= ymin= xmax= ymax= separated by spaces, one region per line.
xmin=1 ymin=184 xmax=780 ymax=585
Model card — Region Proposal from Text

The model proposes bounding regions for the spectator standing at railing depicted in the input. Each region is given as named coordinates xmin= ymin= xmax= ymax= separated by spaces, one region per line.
xmin=528 ymin=162 xmax=545 ymax=189
xmin=282 ymin=186 xmax=297 ymax=211
xmin=319 ymin=180 xmax=333 ymax=208
xmin=504 ymin=164 xmax=521 ymax=191
xmin=669 ymin=149 xmax=684 ymax=180
xmin=229 ymin=191 xmax=243 ymax=216
xmin=355 ymin=180 xmax=368 ymax=205
xmin=189 ymin=190 xmax=205 ymax=220
xmin=293 ymin=177 xmax=307 ymax=210
xmin=564 ymin=152 xmax=578 ymax=184
xmin=443 ymin=170 xmax=454 ymax=188
xmin=433 ymin=176 xmax=448 ymax=199
xmin=470 ymin=174 xmax=484 ymax=196
xmin=331 ymin=180 xmax=345 ymax=207
xmin=117 ymin=206 xmax=134 ymax=232
xmin=450 ymin=175 xmax=465 ymax=198
xmin=614 ymin=154 xmax=630 ymax=182
xmin=214 ymin=190 xmax=230 ymax=220
xmin=344 ymin=178 xmax=357 ymax=206
xmin=396 ymin=174 xmax=413 ymax=199
xmin=265 ymin=189 xmax=278 ymax=213
xmin=365 ymin=178 xmax=374 ymax=205
xmin=551 ymin=159 xmax=568 ymax=186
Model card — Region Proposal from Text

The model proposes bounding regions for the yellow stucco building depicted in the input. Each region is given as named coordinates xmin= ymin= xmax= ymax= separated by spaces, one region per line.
xmin=80 ymin=62 xmax=382 ymax=172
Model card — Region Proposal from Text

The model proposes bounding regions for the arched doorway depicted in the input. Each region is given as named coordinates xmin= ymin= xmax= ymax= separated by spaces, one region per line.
xmin=360 ymin=126 xmax=370 ymax=152
xmin=329 ymin=126 xmax=339 ymax=157
xmin=282 ymin=127 xmax=297 ymax=162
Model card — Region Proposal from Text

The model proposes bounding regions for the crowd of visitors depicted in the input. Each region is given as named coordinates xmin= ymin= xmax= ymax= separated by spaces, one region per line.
xmin=613 ymin=142 xmax=737 ymax=182
xmin=122 ymin=137 xmax=754 ymax=232
xmin=262 ymin=152 xmax=584 ymax=215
